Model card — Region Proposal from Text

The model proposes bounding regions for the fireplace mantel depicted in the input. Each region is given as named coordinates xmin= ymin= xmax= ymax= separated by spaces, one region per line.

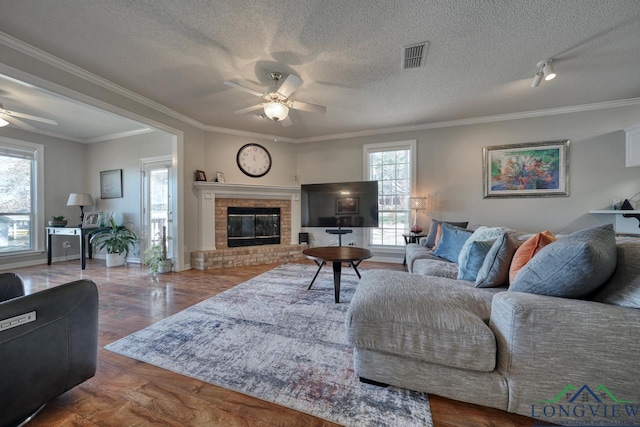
xmin=193 ymin=182 xmax=301 ymax=250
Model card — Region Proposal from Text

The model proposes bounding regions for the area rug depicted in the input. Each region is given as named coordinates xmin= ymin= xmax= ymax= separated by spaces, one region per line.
xmin=105 ymin=263 xmax=432 ymax=426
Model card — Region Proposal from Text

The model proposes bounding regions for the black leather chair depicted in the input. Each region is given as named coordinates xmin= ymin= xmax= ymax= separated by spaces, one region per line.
xmin=0 ymin=273 xmax=99 ymax=427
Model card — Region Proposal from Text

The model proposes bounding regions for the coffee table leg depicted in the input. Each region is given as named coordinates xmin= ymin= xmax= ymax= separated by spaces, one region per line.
xmin=307 ymin=260 xmax=326 ymax=290
xmin=350 ymin=260 xmax=364 ymax=279
xmin=332 ymin=261 xmax=342 ymax=303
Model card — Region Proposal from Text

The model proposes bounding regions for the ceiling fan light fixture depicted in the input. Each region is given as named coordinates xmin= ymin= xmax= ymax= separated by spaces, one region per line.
xmin=263 ymin=101 xmax=289 ymax=121
xmin=0 ymin=117 xmax=8 ymax=127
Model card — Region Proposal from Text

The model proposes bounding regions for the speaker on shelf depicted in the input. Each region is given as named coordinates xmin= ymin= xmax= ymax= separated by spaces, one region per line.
xmin=299 ymin=232 xmax=309 ymax=244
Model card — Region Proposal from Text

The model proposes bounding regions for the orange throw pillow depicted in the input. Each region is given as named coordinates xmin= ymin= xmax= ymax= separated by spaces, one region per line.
xmin=509 ymin=230 xmax=556 ymax=283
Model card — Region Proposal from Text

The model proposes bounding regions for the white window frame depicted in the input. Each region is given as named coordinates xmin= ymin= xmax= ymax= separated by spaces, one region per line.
xmin=363 ymin=140 xmax=417 ymax=251
xmin=0 ymin=136 xmax=45 ymax=256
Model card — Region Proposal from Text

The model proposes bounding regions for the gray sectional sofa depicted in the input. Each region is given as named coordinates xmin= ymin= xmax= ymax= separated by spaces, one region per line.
xmin=345 ymin=223 xmax=640 ymax=426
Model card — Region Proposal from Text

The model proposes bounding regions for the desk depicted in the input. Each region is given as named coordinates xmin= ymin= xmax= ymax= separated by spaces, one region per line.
xmin=46 ymin=227 xmax=104 ymax=270
xmin=303 ymin=246 xmax=372 ymax=303
xmin=402 ymin=232 xmax=427 ymax=266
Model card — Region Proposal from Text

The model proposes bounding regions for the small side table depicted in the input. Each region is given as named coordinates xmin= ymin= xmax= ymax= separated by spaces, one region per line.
xmin=402 ymin=232 xmax=427 ymax=266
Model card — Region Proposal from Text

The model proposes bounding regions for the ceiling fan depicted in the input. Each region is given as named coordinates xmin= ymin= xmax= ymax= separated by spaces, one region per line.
xmin=224 ymin=72 xmax=326 ymax=127
xmin=0 ymin=102 xmax=58 ymax=130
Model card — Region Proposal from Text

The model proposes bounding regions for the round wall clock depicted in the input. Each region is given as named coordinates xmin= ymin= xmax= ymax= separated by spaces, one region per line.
xmin=236 ymin=143 xmax=272 ymax=178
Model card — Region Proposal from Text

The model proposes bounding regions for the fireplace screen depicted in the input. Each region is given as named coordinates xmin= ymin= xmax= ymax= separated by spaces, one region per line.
xmin=227 ymin=207 xmax=281 ymax=247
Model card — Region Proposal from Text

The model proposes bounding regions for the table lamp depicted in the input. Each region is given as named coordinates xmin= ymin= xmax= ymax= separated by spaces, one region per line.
xmin=67 ymin=193 xmax=94 ymax=226
xmin=408 ymin=195 xmax=429 ymax=234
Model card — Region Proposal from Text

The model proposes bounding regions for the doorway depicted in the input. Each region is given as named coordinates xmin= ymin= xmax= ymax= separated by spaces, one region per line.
xmin=141 ymin=156 xmax=173 ymax=263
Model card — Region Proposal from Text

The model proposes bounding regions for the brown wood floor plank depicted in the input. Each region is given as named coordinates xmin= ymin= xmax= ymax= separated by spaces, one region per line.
xmin=3 ymin=259 xmax=541 ymax=426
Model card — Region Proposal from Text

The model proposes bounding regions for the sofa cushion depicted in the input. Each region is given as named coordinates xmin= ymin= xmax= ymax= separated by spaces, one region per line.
xmin=458 ymin=226 xmax=505 ymax=280
xmin=509 ymin=224 xmax=617 ymax=298
xmin=346 ymin=270 xmax=502 ymax=372
xmin=433 ymin=224 xmax=473 ymax=263
xmin=509 ymin=230 xmax=556 ymax=282
xmin=412 ymin=258 xmax=459 ymax=278
xmin=405 ymin=244 xmax=448 ymax=273
xmin=458 ymin=240 xmax=496 ymax=281
xmin=422 ymin=219 xmax=469 ymax=248
xmin=594 ymin=239 xmax=640 ymax=308
xmin=475 ymin=233 xmax=517 ymax=288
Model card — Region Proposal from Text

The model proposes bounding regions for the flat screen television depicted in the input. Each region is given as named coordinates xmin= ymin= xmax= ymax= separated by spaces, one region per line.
xmin=300 ymin=181 xmax=379 ymax=228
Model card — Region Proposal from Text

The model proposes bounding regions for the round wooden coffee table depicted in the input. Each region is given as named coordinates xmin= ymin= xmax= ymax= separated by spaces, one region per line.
xmin=302 ymin=246 xmax=373 ymax=303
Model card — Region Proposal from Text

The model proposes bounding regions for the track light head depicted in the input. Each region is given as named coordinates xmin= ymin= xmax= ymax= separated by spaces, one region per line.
xmin=542 ymin=59 xmax=556 ymax=81
xmin=531 ymin=72 xmax=543 ymax=88
xmin=532 ymin=59 xmax=556 ymax=88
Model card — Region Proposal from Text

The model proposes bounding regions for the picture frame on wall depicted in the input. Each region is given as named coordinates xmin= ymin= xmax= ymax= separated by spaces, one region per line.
xmin=100 ymin=169 xmax=123 ymax=199
xmin=483 ymin=140 xmax=569 ymax=198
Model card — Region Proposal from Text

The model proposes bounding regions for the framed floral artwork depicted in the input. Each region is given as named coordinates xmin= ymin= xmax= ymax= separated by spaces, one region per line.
xmin=483 ymin=140 xmax=569 ymax=198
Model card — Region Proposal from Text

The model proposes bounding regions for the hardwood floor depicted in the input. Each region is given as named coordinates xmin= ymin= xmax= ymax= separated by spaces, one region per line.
xmin=3 ymin=259 xmax=539 ymax=426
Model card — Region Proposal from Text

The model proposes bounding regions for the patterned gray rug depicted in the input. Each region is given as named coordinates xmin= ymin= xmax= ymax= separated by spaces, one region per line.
xmin=105 ymin=263 xmax=432 ymax=426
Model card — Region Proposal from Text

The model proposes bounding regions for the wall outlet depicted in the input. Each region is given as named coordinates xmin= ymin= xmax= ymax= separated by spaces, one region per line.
xmin=62 ymin=241 xmax=71 ymax=249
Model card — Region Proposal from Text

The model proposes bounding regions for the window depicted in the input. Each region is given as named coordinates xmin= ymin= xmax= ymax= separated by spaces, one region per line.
xmin=0 ymin=138 xmax=44 ymax=255
xmin=364 ymin=140 xmax=416 ymax=247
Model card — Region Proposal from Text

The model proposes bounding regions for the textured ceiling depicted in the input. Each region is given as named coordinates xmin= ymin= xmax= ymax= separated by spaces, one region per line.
xmin=0 ymin=0 xmax=639 ymax=140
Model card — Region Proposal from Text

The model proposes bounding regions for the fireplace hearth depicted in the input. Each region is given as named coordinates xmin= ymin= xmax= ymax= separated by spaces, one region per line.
xmin=227 ymin=207 xmax=281 ymax=247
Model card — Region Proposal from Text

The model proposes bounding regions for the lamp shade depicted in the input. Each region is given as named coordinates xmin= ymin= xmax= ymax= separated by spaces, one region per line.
xmin=263 ymin=101 xmax=289 ymax=121
xmin=408 ymin=196 xmax=428 ymax=211
xmin=67 ymin=193 xmax=93 ymax=207
xmin=0 ymin=117 xmax=9 ymax=127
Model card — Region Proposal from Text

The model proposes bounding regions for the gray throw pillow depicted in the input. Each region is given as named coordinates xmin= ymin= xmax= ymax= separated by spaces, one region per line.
xmin=509 ymin=224 xmax=617 ymax=298
xmin=423 ymin=219 xmax=469 ymax=248
xmin=593 ymin=241 xmax=640 ymax=309
xmin=475 ymin=233 xmax=516 ymax=288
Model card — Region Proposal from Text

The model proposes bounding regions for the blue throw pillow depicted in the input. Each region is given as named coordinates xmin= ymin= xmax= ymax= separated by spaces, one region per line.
xmin=457 ymin=239 xmax=496 ymax=281
xmin=423 ymin=219 xmax=469 ymax=248
xmin=509 ymin=224 xmax=617 ymax=298
xmin=433 ymin=223 xmax=473 ymax=263
xmin=457 ymin=226 xmax=505 ymax=279
xmin=475 ymin=233 xmax=517 ymax=288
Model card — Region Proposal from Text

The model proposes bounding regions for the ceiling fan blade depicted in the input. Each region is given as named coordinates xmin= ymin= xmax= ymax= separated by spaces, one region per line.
xmin=224 ymin=80 xmax=265 ymax=98
xmin=289 ymin=100 xmax=327 ymax=114
xmin=280 ymin=116 xmax=293 ymax=127
xmin=0 ymin=113 xmax=36 ymax=131
xmin=4 ymin=110 xmax=58 ymax=125
xmin=233 ymin=104 xmax=264 ymax=115
xmin=276 ymin=74 xmax=303 ymax=98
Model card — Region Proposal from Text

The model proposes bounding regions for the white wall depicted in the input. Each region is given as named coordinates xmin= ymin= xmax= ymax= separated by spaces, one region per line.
xmin=203 ymin=131 xmax=298 ymax=186
xmin=296 ymin=104 xmax=640 ymax=250
xmin=85 ymin=130 xmax=172 ymax=259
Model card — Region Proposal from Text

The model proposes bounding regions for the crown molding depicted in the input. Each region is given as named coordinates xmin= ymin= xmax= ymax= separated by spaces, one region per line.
xmin=85 ymin=127 xmax=154 ymax=144
xmin=2 ymin=31 xmax=639 ymax=145
xmin=294 ymin=97 xmax=640 ymax=143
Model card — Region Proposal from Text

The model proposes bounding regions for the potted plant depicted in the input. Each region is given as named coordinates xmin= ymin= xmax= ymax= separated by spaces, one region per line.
xmin=89 ymin=218 xmax=138 ymax=267
xmin=144 ymin=226 xmax=172 ymax=274
xmin=48 ymin=215 xmax=68 ymax=227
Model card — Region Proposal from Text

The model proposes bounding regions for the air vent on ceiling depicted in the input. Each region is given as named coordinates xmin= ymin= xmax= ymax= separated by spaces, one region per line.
xmin=402 ymin=41 xmax=429 ymax=70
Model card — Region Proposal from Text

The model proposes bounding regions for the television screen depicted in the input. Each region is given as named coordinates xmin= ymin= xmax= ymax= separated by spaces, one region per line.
xmin=301 ymin=181 xmax=379 ymax=228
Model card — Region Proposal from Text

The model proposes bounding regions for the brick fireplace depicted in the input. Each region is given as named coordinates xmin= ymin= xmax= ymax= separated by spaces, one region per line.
xmin=191 ymin=182 xmax=306 ymax=270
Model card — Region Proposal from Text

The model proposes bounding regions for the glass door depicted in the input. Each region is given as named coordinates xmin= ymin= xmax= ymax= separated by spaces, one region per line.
xmin=142 ymin=157 xmax=172 ymax=260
